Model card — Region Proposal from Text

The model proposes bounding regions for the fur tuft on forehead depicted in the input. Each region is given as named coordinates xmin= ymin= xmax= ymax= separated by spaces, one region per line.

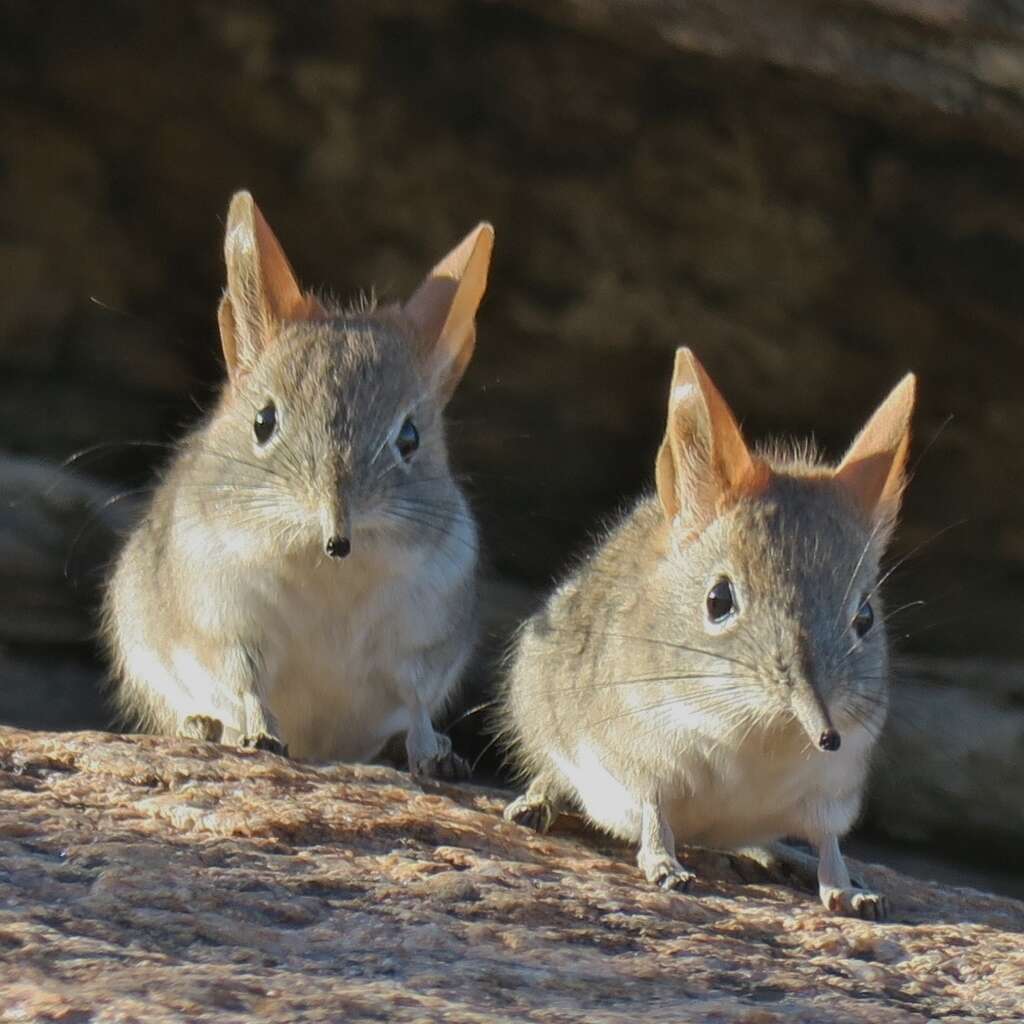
xmin=754 ymin=438 xmax=829 ymax=475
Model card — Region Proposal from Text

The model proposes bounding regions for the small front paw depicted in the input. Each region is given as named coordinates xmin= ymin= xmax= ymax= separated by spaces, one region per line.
xmin=504 ymin=794 xmax=557 ymax=834
xmin=412 ymin=748 xmax=471 ymax=781
xmin=640 ymin=855 xmax=696 ymax=893
xmin=180 ymin=714 xmax=224 ymax=743
xmin=408 ymin=730 xmax=470 ymax=782
xmin=823 ymin=887 xmax=888 ymax=921
xmin=241 ymin=732 xmax=289 ymax=757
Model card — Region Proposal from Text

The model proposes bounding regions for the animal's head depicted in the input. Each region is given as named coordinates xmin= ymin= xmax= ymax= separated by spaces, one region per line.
xmin=205 ymin=191 xmax=492 ymax=563
xmin=655 ymin=348 xmax=915 ymax=752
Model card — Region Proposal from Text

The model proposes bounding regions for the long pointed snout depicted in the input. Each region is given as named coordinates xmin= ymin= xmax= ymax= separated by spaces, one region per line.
xmin=325 ymin=534 xmax=350 ymax=559
xmin=791 ymin=686 xmax=841 ymax=753
xmin=321 ymin=500 xmax=351 ymax=561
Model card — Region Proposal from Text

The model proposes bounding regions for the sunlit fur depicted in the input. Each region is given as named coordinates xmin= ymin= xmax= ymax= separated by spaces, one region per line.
xmin=500 ymin=441 xmax=892 ymax=851
xmin=103 ymin=308 xmax=477 ymax=760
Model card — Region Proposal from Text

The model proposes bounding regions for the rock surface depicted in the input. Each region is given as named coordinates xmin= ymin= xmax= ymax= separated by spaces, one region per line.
xmin=0 ymin=728 xmax=1021 ymax=1023
xmin=0 ymin=453 xmax=134 ymax=736
xmin=541 ymin=0 xmax=1024 ymax=140
xmin=0 ymin=452 xmax=136 ymax=648
xmin=876 ymin=657 xmax=1024 ymax=859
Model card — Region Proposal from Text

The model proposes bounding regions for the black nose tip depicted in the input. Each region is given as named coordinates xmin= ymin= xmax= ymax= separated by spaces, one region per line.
xmin=325 ymin=535 xmax=351 ymax=559
xmin=818 ymin=728 xmax=842 ymax=752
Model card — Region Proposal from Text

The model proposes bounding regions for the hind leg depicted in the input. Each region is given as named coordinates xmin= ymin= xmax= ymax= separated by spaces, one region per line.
xmin=504 ymin=771 xmax=565 ymax=833
xmin=816 ymin=834 xmax=888 ymax=921
xmin=735 ymin=840 xmax=868 ymax=891
xmin=736 ymin=839 xmax=886 ymax=920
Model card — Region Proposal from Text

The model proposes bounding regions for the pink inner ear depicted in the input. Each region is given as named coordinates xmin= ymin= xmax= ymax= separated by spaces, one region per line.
xmin=835 ymin=447 xmax=904 ymax=521
xmin=217 ymin=295 xmax=240 ymax=379
xmin=405 ymin=277 xmax=459 ymax=352
xmin=249 ymin=201 xmax=327 ymax=324
xmin=834 ymin=372 xmax=915 ymax=523
xmin=403 ymin=222 xmax=493 ymax=371
xmin=686 ymin=352 xmax=755 ymax=496
xmin=657 ymin=347 xmax=761 ymax=527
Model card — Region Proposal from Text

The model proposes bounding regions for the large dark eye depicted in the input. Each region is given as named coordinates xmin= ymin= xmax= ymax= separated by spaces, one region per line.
xmin=706 ymin=578 xmax=736 ymax=623
xmin=254 ymin=402 xmax=277 ymax=446
xmin=853 ymin=600 xmax=874 ymax=639
xmin=395 ymin=417 xmax=419 ymax=462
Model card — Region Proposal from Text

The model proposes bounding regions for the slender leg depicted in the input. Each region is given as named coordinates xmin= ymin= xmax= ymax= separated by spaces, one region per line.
xmin=734 ymin=840 xmax=821 ymax=889
xmin=239 ymin=691 xmax=288 ymax=756
xmin=504 ymin=771 xmax=565 ymax=833
xmin=816 ymin=834 xmax=888 ymax=920
xmin=736 ymin=840 xmax=868 ymax=891
xmin=404 ymin=693 xmax=468 ymax=780
xmin=636 ymin=800 xmax=695 ymax=892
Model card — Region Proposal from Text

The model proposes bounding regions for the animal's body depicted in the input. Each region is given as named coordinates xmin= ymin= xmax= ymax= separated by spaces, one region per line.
xmin=104 ymin=191 xmax=493 ymax=774
xmin=502 ymin=348 xmax=915 ymax=918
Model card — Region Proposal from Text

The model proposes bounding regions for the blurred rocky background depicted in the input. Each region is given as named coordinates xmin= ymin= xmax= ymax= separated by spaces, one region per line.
xmin=0 ymin=1 xmax=1021 ymax=893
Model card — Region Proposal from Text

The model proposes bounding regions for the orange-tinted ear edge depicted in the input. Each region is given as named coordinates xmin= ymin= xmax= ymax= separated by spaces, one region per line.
xmin=403 ymin=222 xmax=494 ymax=403
xmin=219 ymin=191 xmax=327 ymax=379
xmin=656 ymin=348 xmax=760 ymax=528
xmin=246 ymin=195 xmax=326 ymax=322
xmin=835 ymin=373 xmax=916 ymax=528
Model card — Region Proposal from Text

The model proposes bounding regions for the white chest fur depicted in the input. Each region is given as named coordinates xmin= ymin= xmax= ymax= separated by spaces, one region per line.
xmin=555 ymin=713 xmax=874 ymax=850
xmin=290 ymin=535 xmax=471 ymax=759
xmin=207 ymin=515 xmax=477 ymax=761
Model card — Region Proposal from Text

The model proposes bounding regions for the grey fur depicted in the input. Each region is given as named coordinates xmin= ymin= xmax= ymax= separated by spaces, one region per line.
xmin=103 ymin=193 xmax=492 ymax=775
xmin=501 ymin=348 xmax=914 ymax=919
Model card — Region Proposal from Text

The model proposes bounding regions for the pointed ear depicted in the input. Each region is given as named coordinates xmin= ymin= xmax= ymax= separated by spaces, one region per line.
xmin=655 ymin=348 xmax=758 ymax=526
xmin=218 ymin=191 xmax=325 ymax=380
xmin=835 ymin=373 xmax=916 ymax=534
xmin=403 ymin=222 xmax=494 ymax=404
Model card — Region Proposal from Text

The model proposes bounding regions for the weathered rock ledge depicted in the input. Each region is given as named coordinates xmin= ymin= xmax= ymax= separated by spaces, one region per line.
xmin=0 ymin=728 xmax=1020 ymax=1023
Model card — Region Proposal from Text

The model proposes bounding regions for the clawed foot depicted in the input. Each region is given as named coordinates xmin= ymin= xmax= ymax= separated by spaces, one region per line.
xmin=639 ymin=852 xmax=696 ymax=893
xmin=413 ymin=749 xmax=471 ymax=781
xmin=180 ymin=715 xmax=224 ymax=743
xmin=241 ymin=732 xmax=289 ymax=757
xmin=409 ymin=733 xmax=470 ymax=781
xmin=823 ymin=886 xmax=888 ymax=920
xmin=503 ymin=793 xmax=558 ymax=834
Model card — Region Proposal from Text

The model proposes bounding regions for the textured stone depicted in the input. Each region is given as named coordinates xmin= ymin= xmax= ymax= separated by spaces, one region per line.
xmin=0 ymin=650 xmax=108 ymax=734
xmin=868 ymin=657 xmax=1024 ymax=858
xmin=0 ymin=453 xmax=137 ymax=647
xmin=0 ymin=728 xmax=1021 ymax=1023
xmin=0 ymin=454 xmax=129 ymax=738
xmin=539 ymin=0 xmax=1024 ymax=139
